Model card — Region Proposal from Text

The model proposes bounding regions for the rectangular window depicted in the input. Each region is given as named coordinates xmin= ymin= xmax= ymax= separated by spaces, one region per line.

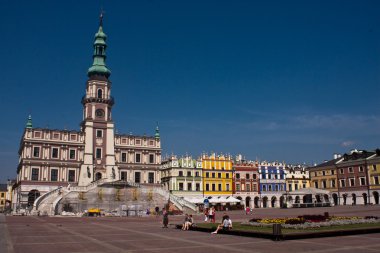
xmin=218 ymin=173 xmax=221 ymax=178
xmin=188 ymin=183 xmax=192 ymax=191
xmin=179 ymin=171 xmax=183 ymax=177
xmin=96 ymin=148 xmax=102 ymax=159
xmin=121 ymin=152 xmax=127 ymax=162
xmin=226 ymin=184 xmax=230 ymax=191
xmin=314 ymin=181 xmax=318 ymax=188
xmin=340 ymin=169 xmax=344 ymax=174
xmin=331 ymin=180 xmax=336 ymax=188
xmin=253 ymin=174 xmax=257 ymax=179
xmin=373 ymin=165 xmax=377 ymax=171
xmin=340 ymin=179 xmax=346 ymax=187
xmin=179 ymin=183 xmax=184 ymax=191
xmin=196 ymin=183 xmax=200 ymax=191
xmin=218 ymin=184 xmax=222 ymax=191
xmin=212 ymin=173 xmax=215 ymax=178
xmin=120 ymin=171 xmax=127 ymax=181
xmin=295 ymin=184 xmax=299 ymax=190
xmin=360 ymin=177 xmax=366 ymax=186
xmin=262 ymin=173 xmax=266 ymax=179
xmin=348 ymin=167 xmax=354 ymax=173
xmin=302 ymin=183 xmax=306 ymax=188
xmin=33 ymin=147 xmax=40 ymax=158
xmin=288 ymin=184 xmax=292 ymax=192
xmin=148 ymin=172 xmax=154 ymax=184
xmin=236 ymin=173 xmax=240 ymax=179
xmin=149 ymin=154 xmax=154 ymax=164
xmin=52 ymin=148 xmax=59 ymax=158
xmin=253 ymin=184 xmax=257 ymax=191
xmin=226 ymin=173 xmax=230 ymax=179
xmin=68 ymin=170 xmax=75 ymax=182
xmin=349 ymin=178 xmax=355 ymax=186
xmin=212 ymin=184 xmax=216 ymax=191
xmin=205 ymin=172 xmax=209 ymax=178
xmin=331 ymin=170 xmax=335 ymax=175
xmin=246 ymin=184 xmax=250 ymax=191
xmin=322 ymin=181 xmax=326 ymax=188
xmin=195 ymin=172 xmax=200 ymax=177
xmin=206 ymin=184 xmax=210 ymax=191
xmin=134 ymin=172 xmax=141 ymax=183
xmin=314 ymin=172 xmax=317 ymax=177
xmin=246 ymin=174 xmax=250 ymax=179
xmin=187 ymin=171 xmax=192 ymax=177
xmin=68 ymin=149 xmax=75 ymax=160
xmin=31 ymin=168 xmax=39 ymax=181
xmin=359 ymin=166 xmax=364 ymax=172
xmin=50 ymin=169 xmax=58 ymax=182
xmin=96 ymin=130 xmax=102 ymax=138
xmin=322 ymin=171 xmax=326 ymax=176
xmin=236 ymin=184 xmax=240 ymax=191
xmin=135 ymin=153 xmax=141 ymax=163
xmin=262 ymin=185 xmax=266 ymax=191
xmin=268 ymin=185 xmax=272 ymax=191
xmin=374 ymin=176 xmax=379 ymax=185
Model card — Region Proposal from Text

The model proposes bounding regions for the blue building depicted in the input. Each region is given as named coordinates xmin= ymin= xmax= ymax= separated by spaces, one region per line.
xmin=257 ymin=162 xmax=287 ymax=208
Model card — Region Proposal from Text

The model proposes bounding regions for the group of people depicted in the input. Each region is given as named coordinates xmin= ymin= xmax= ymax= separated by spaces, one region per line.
xmin=181 ymin=214 xmax=194 ymax=230
xmin=204 ymin=207 xmax=216 ymax=222
xmin=161 ymin=206 xmax=233 ymax=234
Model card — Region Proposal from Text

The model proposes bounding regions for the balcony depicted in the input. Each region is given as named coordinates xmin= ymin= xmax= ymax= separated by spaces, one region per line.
xmin=81 ymin=95 xmax=114 ymax=106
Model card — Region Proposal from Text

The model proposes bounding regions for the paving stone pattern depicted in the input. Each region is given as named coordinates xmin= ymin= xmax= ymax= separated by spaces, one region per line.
xmin=2 ymin=206 xmax=380 ymax=253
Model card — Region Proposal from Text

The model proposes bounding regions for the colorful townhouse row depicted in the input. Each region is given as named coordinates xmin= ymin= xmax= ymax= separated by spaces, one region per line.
xmin=160 ymin=153 xmax=310 ymax=208
xmin=309 ymin=149 xmax=380 ymax=206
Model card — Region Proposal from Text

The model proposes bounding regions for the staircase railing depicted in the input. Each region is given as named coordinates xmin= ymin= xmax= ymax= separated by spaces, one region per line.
xmin=33 ymin=186 xmax=62 ymax=210
xmin=169 ymin=194 xmax=197 ymax=212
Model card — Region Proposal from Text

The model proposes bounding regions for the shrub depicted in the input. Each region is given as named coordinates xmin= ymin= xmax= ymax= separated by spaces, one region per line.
xmin=285 ymin=218 xmax=305 ymax=225
xmin=365 ymin=216 xmax=379 ymax=220
xmin=298 ymin=215 xmax=327 ymax=222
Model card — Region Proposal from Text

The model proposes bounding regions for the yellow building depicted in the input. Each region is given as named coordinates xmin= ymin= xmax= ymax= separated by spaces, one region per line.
xmin=368 ymin=150 xmax=380 ymax=205
xmin=202 ymin=153 xmax=233 ymax=196
xmin=285 ymin=165 xmax=310 ymax=192
xmin=308 ymin=159 xmax=339 ymax=205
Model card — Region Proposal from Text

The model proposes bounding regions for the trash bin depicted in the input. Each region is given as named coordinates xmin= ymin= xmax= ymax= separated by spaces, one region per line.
xmin=272 ymin=224 xmax=282 ymax=241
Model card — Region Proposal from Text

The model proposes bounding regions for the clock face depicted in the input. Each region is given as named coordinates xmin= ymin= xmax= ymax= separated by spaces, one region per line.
xmin=95 ymin=109 xmax=105 ymax=118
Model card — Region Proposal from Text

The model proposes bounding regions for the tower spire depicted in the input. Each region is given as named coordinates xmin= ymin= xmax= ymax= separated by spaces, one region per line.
xmin=26 ymin=115 xmax=33 ymax=129
xmin=88 ymin=12 xmax=111 ymax=78
xmin=155 ymin=122 xmax=160 ymax=139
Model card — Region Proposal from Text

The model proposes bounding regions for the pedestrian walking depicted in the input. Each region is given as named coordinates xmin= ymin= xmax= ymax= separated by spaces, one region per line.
xmin=162 ymin=208 xmax=169 ymax=228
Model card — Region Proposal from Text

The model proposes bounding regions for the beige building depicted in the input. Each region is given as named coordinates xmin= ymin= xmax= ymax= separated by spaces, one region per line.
xmin=0 ymin=184 xmax=6 ymax=212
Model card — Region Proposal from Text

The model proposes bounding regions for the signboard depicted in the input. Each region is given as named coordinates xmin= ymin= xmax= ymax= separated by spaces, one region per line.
xmin=204 ymin=198 xmax=209 ymax=208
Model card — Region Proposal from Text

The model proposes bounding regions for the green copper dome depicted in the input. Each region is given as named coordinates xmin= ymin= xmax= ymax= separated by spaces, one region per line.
xmin=88 ymin=14 xmax=111 ymax=78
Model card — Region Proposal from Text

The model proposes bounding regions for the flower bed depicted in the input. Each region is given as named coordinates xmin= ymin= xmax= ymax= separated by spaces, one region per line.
xmin=244 ymin=215 xmax=380 ymax=229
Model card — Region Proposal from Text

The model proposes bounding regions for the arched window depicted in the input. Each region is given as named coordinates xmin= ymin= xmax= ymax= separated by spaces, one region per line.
xmin=97 ymin=89 xmax=103 ymax=99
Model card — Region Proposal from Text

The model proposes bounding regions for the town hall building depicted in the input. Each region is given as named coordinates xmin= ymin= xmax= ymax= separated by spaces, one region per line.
xmin=12 ymin=15 xmax=162 ymax=210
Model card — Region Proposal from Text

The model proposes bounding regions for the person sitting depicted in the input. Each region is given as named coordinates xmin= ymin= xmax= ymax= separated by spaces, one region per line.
xmin=181 ymin=214 xmax=189 ymax=230
xmin=211 ymin=216 xmax=232 ymax=234
xmin=183 ymin=215 xmax=194 ymax=230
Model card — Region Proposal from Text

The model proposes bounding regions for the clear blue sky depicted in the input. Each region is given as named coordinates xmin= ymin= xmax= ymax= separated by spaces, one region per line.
xmin=1 ymin=0 xmax=379 ymax=183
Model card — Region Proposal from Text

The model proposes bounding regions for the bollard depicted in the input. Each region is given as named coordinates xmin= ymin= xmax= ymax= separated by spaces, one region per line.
xmin=272 ymin=224 xmax=282 ymax=241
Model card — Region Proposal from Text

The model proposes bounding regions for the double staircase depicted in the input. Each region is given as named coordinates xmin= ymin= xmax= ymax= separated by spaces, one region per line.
xmin=33 ymin=179 xmax=198 ymax=216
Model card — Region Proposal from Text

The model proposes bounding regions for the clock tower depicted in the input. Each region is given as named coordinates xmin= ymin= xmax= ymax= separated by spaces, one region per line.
xmin=78 ymin=14 xmax=119 ymax=186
